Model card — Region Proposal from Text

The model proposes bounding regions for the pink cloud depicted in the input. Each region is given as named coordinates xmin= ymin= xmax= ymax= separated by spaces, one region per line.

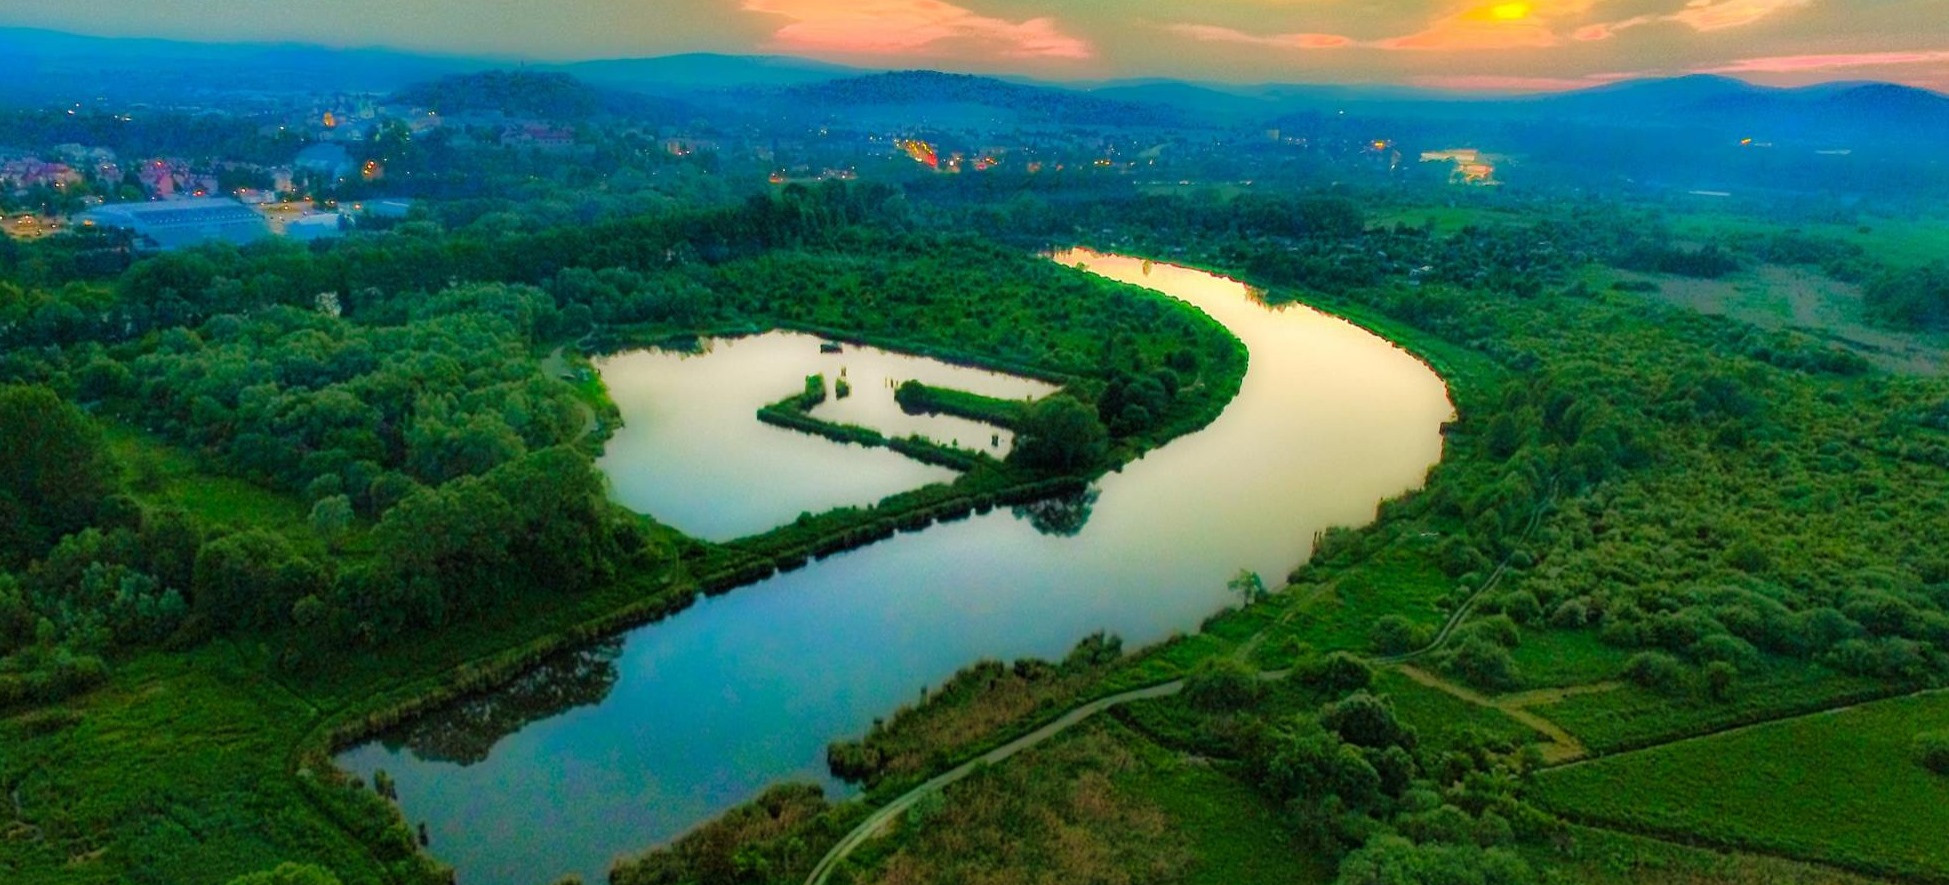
xmin=1165 ymin=24 xmax=1355 ymax=50
xmin=1580 ymin=0 xmax=1812 ymax=41
xmin=1697 ymin=50 xmax=1949 ymax=74
xmin=1572 ymin=14 xmax=1656 ymax=41
xmin=1171 ymin=1 xmax=1607 ymax=54
xmin=743 ymin=0 xmax=1091 ymax=59
xmin=1666 ymin=0 xmax=1813 ymax=31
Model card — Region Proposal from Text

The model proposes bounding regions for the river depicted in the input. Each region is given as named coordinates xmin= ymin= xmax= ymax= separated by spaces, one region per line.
xmin=337 ymin=250 xmax=1454 ymax=885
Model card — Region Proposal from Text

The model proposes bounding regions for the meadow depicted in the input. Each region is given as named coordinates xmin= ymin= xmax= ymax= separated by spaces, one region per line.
xmin=1535 ymin=691 xmax=1949 ymax=881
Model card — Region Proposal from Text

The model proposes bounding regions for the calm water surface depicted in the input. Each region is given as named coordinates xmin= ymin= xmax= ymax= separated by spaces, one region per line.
xmin=595 ymin=332 xmax=1055 ymax=541
xmin=338 ymin=251 xmax=1454 ymax=885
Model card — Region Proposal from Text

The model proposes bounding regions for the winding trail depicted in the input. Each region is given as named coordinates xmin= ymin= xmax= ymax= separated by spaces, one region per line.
xmin=802 ymin=680 xmax=1187 ymax=885
xmin=1394 ymin=665 xmax=1616 ymax=764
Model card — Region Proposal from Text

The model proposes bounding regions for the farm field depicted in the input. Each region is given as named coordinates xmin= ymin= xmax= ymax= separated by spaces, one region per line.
xmin=1534 ymin=691 xmax=1949 ymax=880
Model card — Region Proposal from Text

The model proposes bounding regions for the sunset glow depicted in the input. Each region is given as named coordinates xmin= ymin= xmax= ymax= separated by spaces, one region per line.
xmin=0 ymin=0 xmax=1943 ymax=90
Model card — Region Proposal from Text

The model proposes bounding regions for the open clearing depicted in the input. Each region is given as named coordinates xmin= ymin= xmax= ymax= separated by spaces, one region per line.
xmin=1616 ymin=265 xmax=1946 ymax=375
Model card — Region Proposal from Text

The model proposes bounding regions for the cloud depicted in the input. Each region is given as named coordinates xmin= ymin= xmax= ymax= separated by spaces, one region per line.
xmin=1167 ymin=1 xmax=1595 ymax=53
xmin=743 ymin=0 xmax=1091 ymax=59
xmin=1572 ymin=14 xmax=1657 ymax=41
xmin=1164 ymin=23 xmax=1354 ymax=50
xmin=1666 ymin=0 xmax=1813 ymax=31
xmin=1696 ymin=49 xmax=1949 ymax=74
xmin=1168 ymin=1 xmax=1604 ymax=54
xmin=1578 ymin=0 xmax=1813 ymax=40
xmin=1375 ymin=1 xmax=1597 ymax=51
xmin=1173 ymin=0 xmax=1818 ymax=53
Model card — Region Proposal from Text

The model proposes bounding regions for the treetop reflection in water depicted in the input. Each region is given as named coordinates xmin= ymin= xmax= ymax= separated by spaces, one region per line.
xmin=378 ymin=639 xmax=625 ymax=767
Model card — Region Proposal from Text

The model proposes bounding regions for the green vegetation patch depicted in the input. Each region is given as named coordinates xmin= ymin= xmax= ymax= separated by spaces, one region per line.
xmin=1117 ymin=724 xmax=1335 ymax=885
xmin=1538 ymin=824 xmax=1895 ymax=885
xmin=1278 ymin=529 xmax=1454 ymax=657
xmin=835 ymin=721 xmax=1198 ymax=885
xmin=1368 ymin=668 xmax=1542 ymax=754
xmin=1535 ymin=690 xmax=1949 ymax=881
xmin=1504 ymin=629 xmax=1635 ymax=689
xmin=0 ymin=650 xmax=412 ymax=885
xmin=1538 ymin=657 xmax=1893 ymax=754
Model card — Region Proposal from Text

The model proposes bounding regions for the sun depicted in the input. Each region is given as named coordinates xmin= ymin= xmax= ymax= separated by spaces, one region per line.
xmin=1489 ymin=2 xmax=1532 ymax=20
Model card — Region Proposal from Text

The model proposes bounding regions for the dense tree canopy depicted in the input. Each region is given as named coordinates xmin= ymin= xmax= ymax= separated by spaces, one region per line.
xmin=0 ymin=384 xmax=116 ymax=569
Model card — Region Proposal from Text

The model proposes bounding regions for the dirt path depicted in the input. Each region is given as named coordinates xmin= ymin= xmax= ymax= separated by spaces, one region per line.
xmin=542 ymin=345 xmax=600 ymax=443
xmin=1395 ymin=665 xmax=1614 ymax=764
xmin=803 ymin=680 xmax=1188 ymax=885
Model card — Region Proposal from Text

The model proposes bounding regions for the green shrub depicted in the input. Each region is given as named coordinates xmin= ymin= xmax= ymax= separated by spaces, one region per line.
xmin=1459 ymin=615 xmax=1522 ymax=649
xmin=1295 ymin=651 xmax=1375 ymax=695
xmin=1918 ymin=731 xmax=1949 ymax=776
xmin=1445 ymin=637 xmax=1521 ymax=691
xmin=1621 ymin=651 xmax=1689 ymax=694
xmin=1321 ymin=691 xmax=1418 ymax=751
xmin=1371 ymin=615 xmax=1433 ymax=655
xmin=1495 ymin=591 xmax=1542 ymax=625
xmin=1183 ymin=658 xmax=1262 ymax=712
xmin=1703 ymin=660 xmax=1739 ymax=702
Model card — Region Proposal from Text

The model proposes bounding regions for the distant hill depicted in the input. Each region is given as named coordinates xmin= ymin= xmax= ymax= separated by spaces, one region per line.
xmin=777 ymin=70 xmax=1183 ymax=127
xmin=388 ymin=70 xmax=700 ymax=122
xmin=0 ymin=27 xmax=482 ymax=103
xmin=1531 ymin=76 xmax=1949 ymax=143
xmin=559 ymin=53 xmax=863 ymax=91
xmin=391 ymin=71 xmax=604 ymax=117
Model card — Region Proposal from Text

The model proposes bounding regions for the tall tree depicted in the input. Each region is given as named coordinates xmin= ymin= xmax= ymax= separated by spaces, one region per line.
xmin=0 ymin=384 xmax=116 ymax=567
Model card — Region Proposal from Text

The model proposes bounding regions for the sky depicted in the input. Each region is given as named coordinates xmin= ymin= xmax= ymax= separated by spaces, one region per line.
xmin=3 ymin=0 xmax=1947 ymax=91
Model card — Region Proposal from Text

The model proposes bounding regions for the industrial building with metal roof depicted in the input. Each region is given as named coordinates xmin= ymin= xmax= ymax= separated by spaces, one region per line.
xmin=76 ymin=198 xmax=271 ymax=250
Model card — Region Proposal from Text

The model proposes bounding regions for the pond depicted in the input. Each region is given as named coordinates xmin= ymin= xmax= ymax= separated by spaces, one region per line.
xmin=593 ymin=332 xmax=1057 ymax=541
xmin=337 ymin=251 xmax=1454 ymax=885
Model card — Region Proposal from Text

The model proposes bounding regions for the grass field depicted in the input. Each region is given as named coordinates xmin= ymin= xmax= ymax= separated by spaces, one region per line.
xmin=1505 ymin=629 xmax=1635 ymax=689
xmin=1599 ymin=266 xmax=1947 ymax=375
xmin=1538 ymin=658 xmax=1895 ymax=754
xmin=1540 ymin=825 xmax=1896 ymax=885
xmin=1368 ymin=204 xmax=1533 ymax=236
xmin=1119 ymin=725 xmax=1333 ymax=885
xmin=843 ymin=718 xmax=1331 ymax=885
xmin=1259 ymin=532 xmax=1454 ymax=662
xmin=1670 ymin=213 xmax=1949 ymax=270
xmin=1535 ymin=691 xmax=1949 ymax=881
xmin=101 ymin=423 xmax=338 ymax=554
xmin=0 ymin=648 xmax=387 ymax=885
xmin=1367 ymin=667 xmax=1542 ymax=752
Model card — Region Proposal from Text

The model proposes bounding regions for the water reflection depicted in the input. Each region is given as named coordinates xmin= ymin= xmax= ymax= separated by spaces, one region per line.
xmin=1012 ymin=486 xmax=1099 ymax=537
xmin=595 ymin=333 xmax=1056 ymax=541
xmin=382 ymin=640 xmax=625 ymax=766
